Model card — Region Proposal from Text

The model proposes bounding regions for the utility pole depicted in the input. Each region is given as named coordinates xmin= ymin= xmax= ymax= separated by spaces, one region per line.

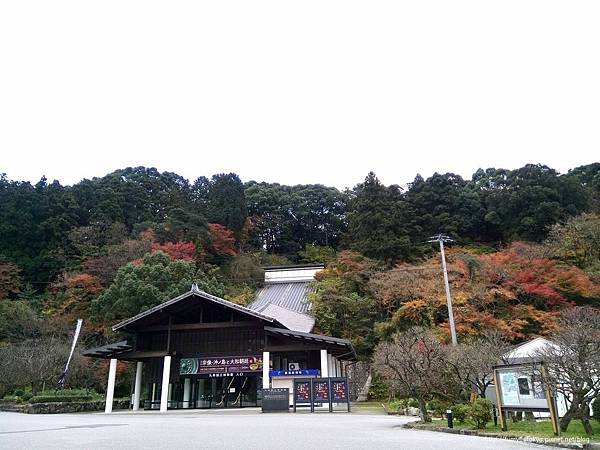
xmin=428 ymin=234 xmax=458 ymax=346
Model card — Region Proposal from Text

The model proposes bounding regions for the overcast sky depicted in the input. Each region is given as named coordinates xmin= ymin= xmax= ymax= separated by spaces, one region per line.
xmin=1 ymin=1 xmax=598 ymax=190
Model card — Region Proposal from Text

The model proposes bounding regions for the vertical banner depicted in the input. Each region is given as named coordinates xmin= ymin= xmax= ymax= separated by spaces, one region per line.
xmin=293 ymin=379 xmax=314 ymax=413
xmin=313 ymin=379 xmax=331 ymax=412
xmin=58 ymin=319 xmax=83 ymax=387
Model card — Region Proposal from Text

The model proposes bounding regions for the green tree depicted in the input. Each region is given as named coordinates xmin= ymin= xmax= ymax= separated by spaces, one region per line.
xmin=406 ymin=173 xmax=485 ymax=241
xmin=346 ymin=172 xmax=421 ymax=263
xmin=545 ymin=213 xmax=600 ymax=276
xmin=207 ymin=173 xmax=247 ymax=240
xmin=91 ymin=251 xmax=225 ymax=322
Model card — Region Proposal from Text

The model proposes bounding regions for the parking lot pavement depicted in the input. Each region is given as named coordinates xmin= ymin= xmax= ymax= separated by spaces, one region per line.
xmin=0 ymin=409 xmax=555 ymax=450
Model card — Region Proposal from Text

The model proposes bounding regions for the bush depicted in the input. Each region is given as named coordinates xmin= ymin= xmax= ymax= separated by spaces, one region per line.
xmin=14 ymin=389 xmax=25 ymax=397
xmin=451 ymin=404 xmax=470 ymax=423
xmin=28 ymin=389 xmax=99 ymax=403
xmin=427 ymin=399 xmax=449 ymax=418
xmin=469 ymin=398 xmax=493 ymax=429
xmin=21 ymin=392 xmax=33 ymax=401
xmin=407 ymin=398 xmax=419 ymax=409
xmin=593 ymin=398 xmax=600 ymax=422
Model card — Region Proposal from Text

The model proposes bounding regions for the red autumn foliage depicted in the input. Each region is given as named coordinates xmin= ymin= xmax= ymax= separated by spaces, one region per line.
xmin=151 ymin=241 xmax=196 ymax=261
xmin=208 ymin=223 xmax=237 ymax=257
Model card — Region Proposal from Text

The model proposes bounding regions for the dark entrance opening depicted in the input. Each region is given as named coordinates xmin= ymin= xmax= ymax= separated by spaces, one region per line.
xmin=192 ymin=375 xmax=260 ymax=409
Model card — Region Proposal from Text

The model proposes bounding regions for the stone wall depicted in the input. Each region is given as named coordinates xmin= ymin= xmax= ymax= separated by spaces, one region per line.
xmin=0 ymin=400 xmax=130 ymax=414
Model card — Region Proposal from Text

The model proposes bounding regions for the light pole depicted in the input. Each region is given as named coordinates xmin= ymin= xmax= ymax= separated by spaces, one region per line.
xmin=428 ymin=234 xmax=458 ymax=346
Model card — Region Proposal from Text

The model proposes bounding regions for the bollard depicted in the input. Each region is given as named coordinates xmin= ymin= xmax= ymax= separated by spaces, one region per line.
xmin=446 ymin=409 xmax=453 ymax=429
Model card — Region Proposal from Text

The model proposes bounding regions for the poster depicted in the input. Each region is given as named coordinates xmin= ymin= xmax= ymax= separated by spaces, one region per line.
xmin=500 ymin=372 xmax=519 ymax=405
xmin=331 ymin=380 xmax=348 ymax=402
xmin=313 ymin=380 xmax=330 ymax=402
xmin=294 ymin=381 xmax=311 ymax=403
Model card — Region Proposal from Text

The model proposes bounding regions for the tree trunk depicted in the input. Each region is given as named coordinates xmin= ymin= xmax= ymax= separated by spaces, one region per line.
xmin=418 ymin=397 xmax=430 ymax=422
xmin=582 ymin=418 xmax=593 ymax=436
xmin=559 ymin=401 xmax=578 ymax=432
xmin=581 ymin=401 xmax=593 ymax=436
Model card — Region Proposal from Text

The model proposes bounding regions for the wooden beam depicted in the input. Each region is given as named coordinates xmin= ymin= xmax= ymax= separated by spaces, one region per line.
xmin=139 ymin=321 xmax=260 ymax=333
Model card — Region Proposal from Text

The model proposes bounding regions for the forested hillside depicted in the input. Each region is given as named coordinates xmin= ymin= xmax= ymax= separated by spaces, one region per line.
xmin=1 ymin=163 xmax=599 ymax=393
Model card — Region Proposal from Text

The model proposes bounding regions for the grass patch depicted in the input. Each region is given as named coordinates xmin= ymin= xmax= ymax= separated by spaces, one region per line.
xmin=426 ymin=418 xmax=600 ymax=443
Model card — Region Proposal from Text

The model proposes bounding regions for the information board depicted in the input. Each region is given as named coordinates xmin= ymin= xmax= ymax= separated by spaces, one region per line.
xmin=262 ymin=388 xmax=290 ymax=412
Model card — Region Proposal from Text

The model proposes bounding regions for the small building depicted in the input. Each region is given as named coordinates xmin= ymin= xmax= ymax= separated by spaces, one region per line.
xmin=84 ymin=265 xmax=356 ymax=412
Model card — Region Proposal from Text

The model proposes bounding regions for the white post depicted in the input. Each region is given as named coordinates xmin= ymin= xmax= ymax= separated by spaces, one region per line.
xmin=104 ymin=358 xmax=118 ymax=414
xmin=439 ymin=239 xmax=458 ymax=346
xmin=183 ymin=378 xmax=191 ymax=409
xmin=132 ymin=361 xmax=143 ymax=411
xmin=320 ymin=350 xmax=329 ymax=378
xmin=262 ymin=351 xmax=270 ymax=389
xmin=160 ymin=356 xmax=171 ymax=412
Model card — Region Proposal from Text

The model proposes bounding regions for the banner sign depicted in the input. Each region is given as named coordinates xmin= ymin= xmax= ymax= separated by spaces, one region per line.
xmin=58 ymin=319 xmax=83 ymax=387
xmin=179 ymin=355 xmax=262 ymax=375
xmin=270 ymin=369 xmax=320 ymax=377
xmin=294 ymin=380 xmax=312 ymax=403
xmin=313 ymin=380 xmax=330 ymax=402
xmin=331 ymin=378 xmax=349 ymax=403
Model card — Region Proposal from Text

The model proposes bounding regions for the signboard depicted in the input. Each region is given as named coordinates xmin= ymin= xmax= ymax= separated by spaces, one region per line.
xmin=262 ymin=388 xmax=290 ymax=412
xmin=293 ymin=377 xmax=351 ymax=413
xmin=313 ymin=380 xmax=330 ymax=402
xmin=493 ymin=362 xmax=559 ymax=435
xmin=270 ymin=369 xmax=320 ymax=377
xmin=179 ymin=355 xmax=262 ymax=375
xmin=331 ymin=378 xmax=349 ymax=403
xmin=294 ymin=380 xmax=311 ymax=403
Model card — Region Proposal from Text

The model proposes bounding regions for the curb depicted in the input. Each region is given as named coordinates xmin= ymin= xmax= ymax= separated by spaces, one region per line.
xmin=403 ymin=422 xmax=599 ymax=450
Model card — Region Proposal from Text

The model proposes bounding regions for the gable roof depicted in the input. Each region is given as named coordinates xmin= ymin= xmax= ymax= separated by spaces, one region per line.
xmin=112 ymin=285 xmax=280 ymax=332
xmin=503 ymin=337 xmax=557 ymax=363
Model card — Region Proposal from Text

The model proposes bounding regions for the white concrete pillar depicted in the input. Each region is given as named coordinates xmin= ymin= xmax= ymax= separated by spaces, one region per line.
xmin=132 ymin=361 xmax=143 ymax=411
xmin=183 ymin=378 xmax=191 ymax=409
xmin=320 ymin=349 xmax=329 ymax=378
xmin=160 ymin=356 xmax=171 ymax=412
xmin=104 ymin=358 xmax=118 ymax=414
xmin=262 ymin=351 xmax=270 ymax=389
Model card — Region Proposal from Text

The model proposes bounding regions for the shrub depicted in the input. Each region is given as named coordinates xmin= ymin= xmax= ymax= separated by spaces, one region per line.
xmin=21 ymin=392 xmax=33 ymax=402
xmin=28 ymin=389 xmax=99 ymax=403
xmin=14 ymin=389 xmax=25 ymax=397
xmin=407 ymin=398 xmax=420 ymax=409
xmin=427 ymin=399 xmax=449 ymax=418
xmin=593 ymin=398 xmax=600 ymax=422
xmin=469 ymin=398 xmax=493 ymax=429
xmin=451 ymin=404 xmax=470 ymax=423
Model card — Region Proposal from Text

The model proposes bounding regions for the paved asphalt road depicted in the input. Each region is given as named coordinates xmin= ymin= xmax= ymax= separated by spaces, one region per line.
xmin=0 ymin=409 xmax=555 ymax=450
